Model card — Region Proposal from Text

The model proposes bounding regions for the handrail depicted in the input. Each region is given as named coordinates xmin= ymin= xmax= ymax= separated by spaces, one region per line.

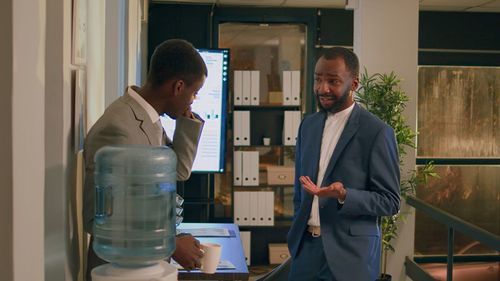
xmin=405 ymin=195 xmax=500 ymax=281
xmin=406 ymin=196 xmax=500 ymax=251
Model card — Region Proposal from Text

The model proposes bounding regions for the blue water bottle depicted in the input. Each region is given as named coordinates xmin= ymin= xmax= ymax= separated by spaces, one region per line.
xmin=93 ymin=145 xmax=177 ymax=267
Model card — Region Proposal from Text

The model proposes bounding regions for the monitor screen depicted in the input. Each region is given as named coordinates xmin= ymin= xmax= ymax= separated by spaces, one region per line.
xmin=160 ymin=48 xmax=229 ymax=173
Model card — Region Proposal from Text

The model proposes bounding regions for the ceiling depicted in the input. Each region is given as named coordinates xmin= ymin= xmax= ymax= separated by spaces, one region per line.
xmin=154 ymin=0 xmax=500 ymax=12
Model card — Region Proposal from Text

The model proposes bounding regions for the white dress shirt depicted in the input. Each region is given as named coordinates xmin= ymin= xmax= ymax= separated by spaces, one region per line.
xmin=307 ymin=103 xmax=355 ymax=227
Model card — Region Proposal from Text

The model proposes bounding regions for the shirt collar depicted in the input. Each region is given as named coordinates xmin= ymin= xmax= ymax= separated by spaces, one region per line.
xmin=327 ymin=102 xmax=355 ymax=119
xmin=127 ymin=86 xmax=160 ymax=124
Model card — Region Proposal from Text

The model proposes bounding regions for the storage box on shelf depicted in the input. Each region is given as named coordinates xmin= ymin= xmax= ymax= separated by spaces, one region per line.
xmin=268 ymin=243 xmax=291 ymax=264
xmin=267 ymin=165 xmax=295 ymax=186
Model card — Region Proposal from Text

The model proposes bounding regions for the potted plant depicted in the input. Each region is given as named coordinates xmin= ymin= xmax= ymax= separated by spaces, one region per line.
xmin=355 ymin=70 xmax=437 ymax=281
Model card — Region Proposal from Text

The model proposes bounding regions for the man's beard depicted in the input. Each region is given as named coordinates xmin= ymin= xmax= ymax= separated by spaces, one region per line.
xmin=315 ymin=88 xmax=351 ymax=113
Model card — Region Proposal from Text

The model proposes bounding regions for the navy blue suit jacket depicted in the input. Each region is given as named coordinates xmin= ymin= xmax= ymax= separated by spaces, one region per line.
xmin=287 ymin=104 xmax=400 ymax=281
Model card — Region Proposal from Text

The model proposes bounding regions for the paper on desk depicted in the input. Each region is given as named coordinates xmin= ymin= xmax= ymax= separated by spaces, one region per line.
xmin=171 ymin=259 xmax=236 ymax=270
xmin=177 ymin=227 xmax=231 ymax=237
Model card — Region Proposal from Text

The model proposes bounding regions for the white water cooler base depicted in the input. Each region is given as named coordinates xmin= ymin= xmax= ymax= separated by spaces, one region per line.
xmin=92 ymin=261 xmax=178 ymax=281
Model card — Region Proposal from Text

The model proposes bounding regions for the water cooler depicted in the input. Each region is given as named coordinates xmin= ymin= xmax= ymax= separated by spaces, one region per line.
xmin=91 ymin=145 xmax=179 ymax=281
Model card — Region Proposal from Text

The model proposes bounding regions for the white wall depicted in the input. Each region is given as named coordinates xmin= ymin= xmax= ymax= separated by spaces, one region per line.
xmin=352 ymin=1 xmax=419 ymax=280
xmin=1 ymin=0 xmax=79 ymax=280
xmin=87 ymin=0 xmax=106 ymax=129
xmin=88 ymin=0 xmax=145 ymax=127
xmin=8 ymin=0 xmax=47 ymax=280
xmin=105 ymin=0 xmax=127 ymax=108
xmin=0 ymin=1 xmax=149 ymax=280
xmin=45 ymin=0 xmax=74 ymax=280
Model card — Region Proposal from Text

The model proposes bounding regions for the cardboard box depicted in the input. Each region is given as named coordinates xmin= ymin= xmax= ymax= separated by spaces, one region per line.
xmin=268 ymin=243 xmax=290 ymax=264
xmin=268 ymin=91 xmax=283 ymax=104
xmin=267 ymin=165 xmax=294 ymax=185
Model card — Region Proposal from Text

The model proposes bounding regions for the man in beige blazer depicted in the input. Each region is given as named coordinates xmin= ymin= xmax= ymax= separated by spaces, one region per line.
xmin=83 ymin=39 xmax=207 ymax=279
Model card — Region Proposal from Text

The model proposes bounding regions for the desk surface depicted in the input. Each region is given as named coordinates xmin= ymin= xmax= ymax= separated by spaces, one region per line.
xmin=177 ymin=223 xmax=249 ymax=281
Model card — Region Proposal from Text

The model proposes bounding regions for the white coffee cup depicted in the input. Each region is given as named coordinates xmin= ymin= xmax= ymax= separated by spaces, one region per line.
xmin=263 ymin=137 xmax=271 ymax=146
xmin=200 ymin=243 xmax=222 ymax=274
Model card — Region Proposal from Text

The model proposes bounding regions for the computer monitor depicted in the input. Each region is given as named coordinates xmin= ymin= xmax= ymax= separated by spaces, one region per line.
xmin=161 ymin=48 xmax=229 ymax=173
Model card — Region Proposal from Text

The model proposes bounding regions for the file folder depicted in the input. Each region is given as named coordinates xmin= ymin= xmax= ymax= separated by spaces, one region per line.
xmin=291 ymin=71 xmax=301 ymax=105
xmin=233 ymin=191 xmax=243 ymax=224
xmin=234 ymin=70 xmax=243 ymax=106
xmin=249 ymin=151 xmax=259 ymax=186
xmin=240 ymin=231 xmax=251 ymax=265
xmin=249 ymin=192 xmax=260 ymax=225
xmin=283 ymin=111 xmax=294 ymax=145
xmin=242 ymin=151 xmax=258 ymax=186
xmin=282 ymin=71 xmax=292 ymax=105
xmin=250 ymin=70 xmax=260 ymax=105
xmin=240 ymin=111 xmax=250 ymax=146
xmin=234 ymin=111 xmax=250 ymax=146
xmin=233 ymin=111 xmax=242 ymax=146
xmin=233 ymin=151 xmax=243 ymax=186
xmin=292 ymin=111 xmax=301 ymax=144
xmin=234 ymin=191 xmax=250 ymax=226
xmin=257 ymin=192 xmax=268 ymax=226
xmin=242 ymin=71 xmax=251 ymax=105
xmin=265 ymin=191 xmax=275 ymax=226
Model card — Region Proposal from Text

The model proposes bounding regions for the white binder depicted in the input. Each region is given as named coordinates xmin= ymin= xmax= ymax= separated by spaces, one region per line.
xmin=242 ymin=71 xmax=251 ymax=105
xmin=249 ymin=192 xmax=260 ymax=225
xmin=233 ymin=191 xmax=243 ymax=224
xmin=249 ymin=151 xmax=259 ymax=186
xmin=283 ymin=111 xmax=294 ymax=145
xmin=234 ymin=191 xmax=250 ymax=226
xmin=292 ymin=111 xmax=301 ymax=144
xmin=257 ymin=192 xmax=268 ymax=226
xmin=250 ymin=70 xmax=260 ymax=106
xmin=265 ymin=191 xmax=275 ymax=226
xmin=240 ymin=231 xmax=251 ymax=265
xmin=233 ymin=111 xmax=242 ymax=146
xmin=241 ymin=111 xmax=250 ymax=146
xmin=234 ymin=70 xmax=243 ymax=106
xmin=291 ymin=71 xmax=301 ymax=105
xmin=233 ymin=151 xmax=243 ymax=186
xmin=234 ymin=111 xmax=250 ymax=146
xmin=242 ymin=151 xmax=258 ymax=186
xmin=282 ymin=71 xmax=292 ymax=105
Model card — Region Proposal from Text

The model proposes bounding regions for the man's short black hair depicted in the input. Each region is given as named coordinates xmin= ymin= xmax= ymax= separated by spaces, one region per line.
xmin=147 ymin=39 xmax=208 ymax=88
xmin=321 ymin=47 xmax=359 ymax=78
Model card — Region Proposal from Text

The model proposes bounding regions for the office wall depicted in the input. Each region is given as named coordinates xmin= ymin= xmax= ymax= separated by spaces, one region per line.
xmin=1 ymin=0 xmax=47 ymax=280
xmin=45 ymin=0 xmax=74 ymax=280
xmin=87 ymin=0 xmax=106 ymax=128
xmin=2 ymin=1 xmax=81 ymax=280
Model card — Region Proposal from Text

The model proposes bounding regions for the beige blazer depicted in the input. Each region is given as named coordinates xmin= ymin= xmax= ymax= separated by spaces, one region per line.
xmin=83 ymin=92 xmax=203 ymax=235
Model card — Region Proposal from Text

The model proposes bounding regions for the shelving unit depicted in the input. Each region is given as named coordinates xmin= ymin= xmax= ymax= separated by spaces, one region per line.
xmin=216 ymin=22 xmax=307 ymax=265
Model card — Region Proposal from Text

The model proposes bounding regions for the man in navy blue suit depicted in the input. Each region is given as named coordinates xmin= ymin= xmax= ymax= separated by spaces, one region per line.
xmin=287 ymin=47 xmax=401 ymax=281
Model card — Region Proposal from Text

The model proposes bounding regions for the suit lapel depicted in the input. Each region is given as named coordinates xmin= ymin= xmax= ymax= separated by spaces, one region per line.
xmin=301 ymin=111 xmax=327 ymax=206
xmin=321 ymin=104 xmax=361 ymax=186
xmin=122 ymin=93 xmax=157 ymax=145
